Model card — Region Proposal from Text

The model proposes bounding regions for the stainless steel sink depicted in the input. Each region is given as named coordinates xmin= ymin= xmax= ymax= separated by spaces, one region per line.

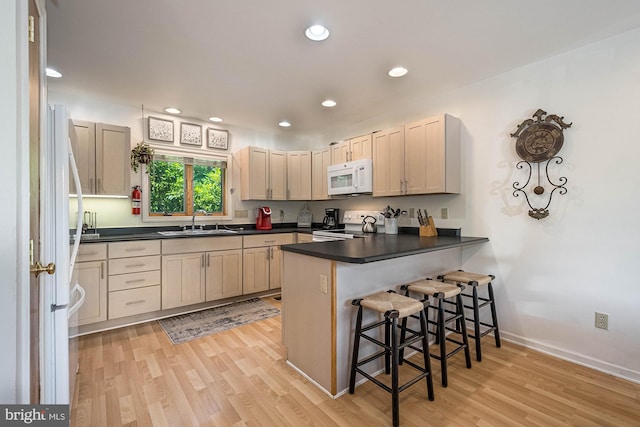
xmin=158 ymin=229 xmax=238 ymax=236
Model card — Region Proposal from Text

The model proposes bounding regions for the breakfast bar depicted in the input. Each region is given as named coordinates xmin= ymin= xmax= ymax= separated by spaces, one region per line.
xmin=281 ymin=233 xmax=488 ymax=397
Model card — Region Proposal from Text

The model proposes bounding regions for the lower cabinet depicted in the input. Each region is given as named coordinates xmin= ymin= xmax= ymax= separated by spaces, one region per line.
xmin=161 ymin=252 xmax=206 ymax=309
xmin=206 ymin=249 xmax=243 ymax=301
xmin=73 ymin=243 xmax=108 ymax=326
xmin=242 ymin=233 xmax=294 ymax=294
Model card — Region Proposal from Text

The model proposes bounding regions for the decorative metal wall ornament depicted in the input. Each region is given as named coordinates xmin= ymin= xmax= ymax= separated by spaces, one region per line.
xmin=510 ymin=109 xmax=572 ymax=220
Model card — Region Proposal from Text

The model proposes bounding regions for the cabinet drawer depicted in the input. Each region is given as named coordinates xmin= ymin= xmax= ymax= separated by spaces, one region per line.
xmin=76 ymin=243 xmax=107 ymax=262
xmin=162 ymin=236 xmax=242 ymax=254
xmin=109 ymin=255 xmax=160 ymax=275
xmin=109 ymin=270 xmax=161 ymax=292
xmin=243 ymin=233 xmax=295 ymax=248
xmin=109 ymin=240 xmax=160 ymax=258
xmin=108 ymin=285 xmax=161 ymax=319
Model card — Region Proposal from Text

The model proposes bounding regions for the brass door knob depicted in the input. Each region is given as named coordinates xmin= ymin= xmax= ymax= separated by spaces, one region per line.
xmin=30 ymin=261 xmax=56 ymax=278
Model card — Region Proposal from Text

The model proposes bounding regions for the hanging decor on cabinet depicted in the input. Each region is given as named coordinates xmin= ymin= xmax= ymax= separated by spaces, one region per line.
xmin=509 ymin=108 xmax=572 ymax=220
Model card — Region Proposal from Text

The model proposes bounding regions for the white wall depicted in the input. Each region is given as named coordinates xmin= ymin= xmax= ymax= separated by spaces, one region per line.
xmin=1 ymin=0 xmax=30 ymax=403
xmin=50 ymin=27 xmax=640 ymax=382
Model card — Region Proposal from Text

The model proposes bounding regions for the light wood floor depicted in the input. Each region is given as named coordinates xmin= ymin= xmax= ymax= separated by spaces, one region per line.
xmin=71 ymin=297 xmax=640 ymax=426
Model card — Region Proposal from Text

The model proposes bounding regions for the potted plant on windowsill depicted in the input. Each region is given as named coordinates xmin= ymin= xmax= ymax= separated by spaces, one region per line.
xmin=130 ymin=142 xmax=154 ymax=173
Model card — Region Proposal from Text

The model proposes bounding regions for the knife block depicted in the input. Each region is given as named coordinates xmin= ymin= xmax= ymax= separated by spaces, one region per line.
xmin=419 ymin=216 xmax=438 ymax=237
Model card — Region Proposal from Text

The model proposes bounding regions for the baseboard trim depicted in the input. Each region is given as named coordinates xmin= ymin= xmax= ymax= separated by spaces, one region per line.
xmin=501 ymin=331 xmax=640 ymax=384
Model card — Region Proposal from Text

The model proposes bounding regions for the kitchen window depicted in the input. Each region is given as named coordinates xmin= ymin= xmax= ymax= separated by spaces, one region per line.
xmin=141 ymin=151 xmax=230 ymax=221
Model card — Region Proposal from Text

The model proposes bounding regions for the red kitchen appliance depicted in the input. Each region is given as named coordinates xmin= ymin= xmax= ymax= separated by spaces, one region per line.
xmin=256 ymin=207 xmax=272 ymax=230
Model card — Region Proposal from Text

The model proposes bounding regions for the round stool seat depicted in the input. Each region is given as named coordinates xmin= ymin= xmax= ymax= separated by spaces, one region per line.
xmin=360 ymin=291 xmax=425 ymax=318
xmin=441 ymin=271 xmax=493 ymax=286
xmin=406 ymin=279 xmax=462 ymax=299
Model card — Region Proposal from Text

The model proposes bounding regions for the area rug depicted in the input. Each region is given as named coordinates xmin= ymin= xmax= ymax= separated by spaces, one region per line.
xmin=158 ymin=298 xmax=280 ymax=344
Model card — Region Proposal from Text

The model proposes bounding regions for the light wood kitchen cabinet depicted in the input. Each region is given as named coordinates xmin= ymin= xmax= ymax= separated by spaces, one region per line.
xmin=239 ymin=146 xmax=287 ymax=200
xmin=70 ymin=120 xmax=130 ymax=196
xmin=373 ymin=126 xmax=406 ymax=197
xmin=108 ymin=240 xmax=161 ymax=319
xmin=287 ymin=151 xmax=312 ymax=200
xmin=162 ymin=236 xmax=243 ymax=308
xmin=312 ymin=148 xmax=331 ymax=200
xmin=205 ymin=249 xmax=243 ymax=301
xmin=330 ymin=134 xmax=372 ymax=164
xmin=404 ymin=114 xmax=460 ymax=195
xmin=72 ymin=244 xmax=107 ymax=326
xmin=242 ymin=233 xmax=294 ymax=293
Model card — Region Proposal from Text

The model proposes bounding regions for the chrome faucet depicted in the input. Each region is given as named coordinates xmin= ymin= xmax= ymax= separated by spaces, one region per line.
xmin=192 ymin=209 xmax=208 ymax=230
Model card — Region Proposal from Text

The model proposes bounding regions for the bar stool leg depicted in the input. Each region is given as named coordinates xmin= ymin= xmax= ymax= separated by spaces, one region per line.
xmin=488 ymin=283 xmax=501 ymax=348
xmin=391 ymin=317 xmax=400 ymax=427
xmin=349 ymin=304 xmax=363 ymax=394
xmin=436 ymin=295 xmax=448 ymax=387
xmin=457 ymin=292 xmax=472 ymax=368
xmin=471 ymin=283 xmax=482 ymax=361
xmin=419 ymin=308 xmax=435 ymax=401
xmin=385 ymin=317 xmax=392 ymax=374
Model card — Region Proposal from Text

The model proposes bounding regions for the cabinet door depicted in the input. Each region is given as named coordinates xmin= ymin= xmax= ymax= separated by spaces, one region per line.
xmin=269 ymin=149 xmax=287 ymax=200
xmin=161 ymin=253 xmax=206 ymax=309
xmin=349 ymin=134 xmax=372 ymax=161
xmin=287 ymin=151 xmax=312 ymax=200
xmin=240 ymin=147 xmax=269 ymax=200
xmin=70 ymin=120 xmax=96 ymax=194
xmin=330 ymin=141 xmax=349 ymax=164
xmin=373 ymin=126 xmax=405 ymax=197
xmin=205 ymin=249 xmax=243 ymax=301
xmin=72 ymin=260 xmax=107 ymax=325
xmin=269 ymin=246 xmax=283 ymax=290
xmin=242 ymin=247 xmax=269 ymax=294
xmin=312 ymin=148 xmax=331 ymax=200
xmin=95 ymin=123 xmax=130 ymax=195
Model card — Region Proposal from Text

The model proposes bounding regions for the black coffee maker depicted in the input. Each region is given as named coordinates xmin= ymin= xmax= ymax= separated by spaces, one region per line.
xmin=322 ymin=208 xmax=340 ymax=229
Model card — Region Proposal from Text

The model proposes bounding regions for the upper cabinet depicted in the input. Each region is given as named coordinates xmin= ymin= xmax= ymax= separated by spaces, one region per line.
xmin=239 ymin=146 xmax=287 ymax=200
xmin=373 ymin=114 xmax=460 ymax=196
xmin=311 ymin=147 xmax=331 ymax=200
xmin=286 ymin=151 xmax=312 ymax=200
xmin=70 ymin=120 xmax=130 ymax=196
xmin=330 ymin=134 xmax=372 ymax=164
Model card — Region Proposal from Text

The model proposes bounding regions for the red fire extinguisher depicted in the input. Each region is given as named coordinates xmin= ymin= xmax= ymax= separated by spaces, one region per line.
xmin=131 ymin=185 xmax=141 ymax=215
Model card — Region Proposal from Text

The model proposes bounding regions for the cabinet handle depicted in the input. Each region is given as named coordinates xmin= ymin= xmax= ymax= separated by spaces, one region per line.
xmin=207 ymin=253 xmax=210 ymax=267
xmin=125 ymin=299 xmax=146 ymax=306
xmin=125 ymin=278 xmax=145 ymax=284
xmin=125 ymin=263 xmax=145 ymax=268
xmin=100 ymin=261 xmax=104 ymax=279
xmin=266 ymin=249 xmax=270 ymax=260
xmin=89 ymin=178 xmax=94 ymax=192
xmin=201 ymin=254 xmax=205 ymax=267
xmin=404 ymin=179 xmax=408 ymax=194
xmin=125 ymin=247 xmax=146 ymax=252
xmin=264 ymin=239 xmax=276 ymax=244
xmin=97 ymin=178 xmax=101 ymax=192
xmin=82 ymin=251 xmax=98 ymax=256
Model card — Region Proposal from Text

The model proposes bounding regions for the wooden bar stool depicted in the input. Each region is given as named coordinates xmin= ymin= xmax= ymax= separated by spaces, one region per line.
xmin=349 ymin=290 xmax=434 ymax=427
xmin=399 ymin=278 xmax=472 ymax=387
xmin=438 ymin=270 xmax=501 ymax=362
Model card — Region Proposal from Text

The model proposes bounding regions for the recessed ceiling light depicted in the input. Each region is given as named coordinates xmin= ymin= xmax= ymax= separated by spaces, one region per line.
xmin=388 ymin=66 xmax=408 ymax=78
xmin=322 ymin=99 xmax=337 ymax=108
xmin=46 ymin=67 xmax=62 ymax=78
xmin=278 ymin=121 xmax=291 ymax=127
xmin=164 ymin=107 xmax=181 ymax=114
xmin=209 ymin=116 xmax=223 ymax=122
xmin=305 ymin=25 xmax=330 ymax=41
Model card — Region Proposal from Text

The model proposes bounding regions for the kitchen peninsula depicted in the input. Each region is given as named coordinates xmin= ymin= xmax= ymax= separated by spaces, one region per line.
xmin=281 ymin=233 xmax=488 ymax=397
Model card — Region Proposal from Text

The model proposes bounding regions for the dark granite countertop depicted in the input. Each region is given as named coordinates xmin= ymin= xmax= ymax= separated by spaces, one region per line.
xmin=281 ymin=234 xmax=489 ymax=264
xmin=73 ymin=223 xmax=319 ymax=243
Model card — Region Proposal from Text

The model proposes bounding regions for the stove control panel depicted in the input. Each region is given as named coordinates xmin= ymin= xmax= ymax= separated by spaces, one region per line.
xmin=342 ymin=210 xmax=386 ymax=226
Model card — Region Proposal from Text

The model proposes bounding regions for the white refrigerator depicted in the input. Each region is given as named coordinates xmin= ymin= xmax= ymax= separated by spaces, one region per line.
xmin=41 ymin=104 xmax=85 ymax=404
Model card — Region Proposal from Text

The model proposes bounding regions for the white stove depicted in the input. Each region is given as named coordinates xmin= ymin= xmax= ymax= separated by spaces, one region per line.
xmin=311 ymin=210 xmax=385 ymax=241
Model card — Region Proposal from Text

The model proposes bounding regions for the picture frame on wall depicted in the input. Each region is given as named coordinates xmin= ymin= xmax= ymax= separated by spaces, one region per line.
xmin=207 ymin=128 xmax=229 ymax=150
xmin=180 ymin=122 xmax=202 ymax=146
xmin=148 ymin=116 xmax=174 ymax=142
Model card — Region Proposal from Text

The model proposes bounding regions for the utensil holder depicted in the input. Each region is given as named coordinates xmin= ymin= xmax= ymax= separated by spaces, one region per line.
xmin=384 ymin=217 xmax=398 ymax=234
xmin=419 ymin=216 xmax=437 ymax=236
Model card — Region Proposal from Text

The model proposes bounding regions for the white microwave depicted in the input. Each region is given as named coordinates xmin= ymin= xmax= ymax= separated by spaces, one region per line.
xmin=327 ymin=158 xmax=373 ymax=195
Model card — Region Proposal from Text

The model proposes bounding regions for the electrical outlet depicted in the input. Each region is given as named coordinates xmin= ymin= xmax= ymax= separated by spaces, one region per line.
xmin=319 ymin=275 xmax=328 ymax=294
xmin=409 ymin=208 xmax=415 ymax=218
xmin=441 ymin=207 xmax=449 ymax=219
xmin=234 ymin=209 xmax=248 ymax=218
xmin=595 ymin=312 xmax=608 ymax=330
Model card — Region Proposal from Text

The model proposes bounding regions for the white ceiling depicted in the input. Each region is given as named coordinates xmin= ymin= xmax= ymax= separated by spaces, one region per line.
xmin=46 ymin=0 xmax=640 ymax=139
